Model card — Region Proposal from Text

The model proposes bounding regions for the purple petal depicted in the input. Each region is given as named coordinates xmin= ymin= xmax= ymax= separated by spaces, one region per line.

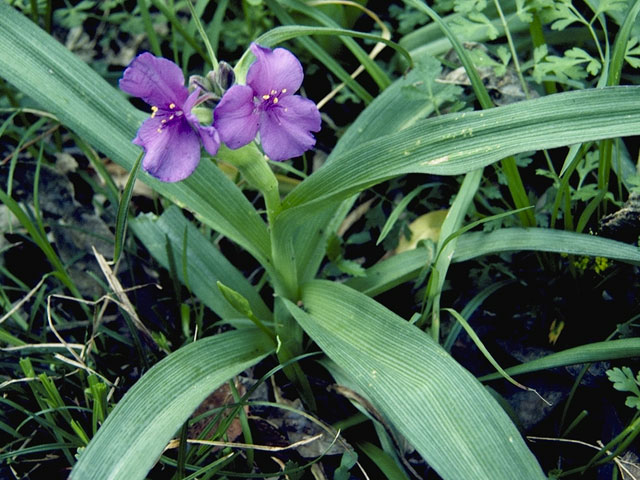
xmin=246 ymin=43 xmax=303 ymax=98
xmin=259 ymin=95 xmax=321 ymax=161
xmin=119 ymin=53 xmax=188 ymax=108
xmin=182 ymin=90 xmax=220 ymax=156
xmin=213 ymin=85 xmax=260 ymax=149
xmin=195 ymin=123 xmax=220 ymax=156
xmin=182 ymin=88 xmax=202 ymax=112
xmin=133 ymin=116 xmax=201 ymax=182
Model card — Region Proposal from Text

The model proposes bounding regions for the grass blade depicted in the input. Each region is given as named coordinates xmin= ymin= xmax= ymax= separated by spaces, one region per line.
xmin=113 ymin=152 xmax=142 ymax=263
xmin=453 ymin=228 xmax=640 ymax=264
xmin=479 ymin=338 xmax=640 ymax=381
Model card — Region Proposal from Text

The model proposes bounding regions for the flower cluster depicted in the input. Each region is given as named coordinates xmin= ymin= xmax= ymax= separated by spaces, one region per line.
xmin=120 ymin=44 xmax=321 ymax=182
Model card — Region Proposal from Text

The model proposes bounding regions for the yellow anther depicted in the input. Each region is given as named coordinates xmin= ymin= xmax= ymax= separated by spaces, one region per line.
xmin=273 ymin=97 xmax=278 ymax=104
xmin=271 ymin=89 xmax=277 ymax=95
xmin=282 ymin=88 xmax=287 ymax=93
xmin=169 ymin=103 xmax=176 ymax=109
xmin=161 ymin=119 xmax=167 ymax=124
xmin=262 ymin=94 xmax=270 ymax=100
xmin=169 ymin=114 xmax=175 ymax=120
xmin=156 ymin=127 xmax=163 ymax=133
xmin=151 ymin=106 xmax=158 ymax=118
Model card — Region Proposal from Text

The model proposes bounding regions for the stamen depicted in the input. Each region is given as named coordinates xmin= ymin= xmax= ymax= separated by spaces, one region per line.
xmin=270 ymin=89 xmax=277 ymax=95
xmin=151 ymin=106 xmax=158 ymax=118
xmin=169 ymin=103 xmax=176 ymax=109
xmin=282 ymin=88 xmax=287 ymax=93
xmin=273 ymin=97 xmax=278 ymax=104
xmin=169 ymin=114 xmax=175 ymax=120
xmin=262 ymin=94 xmax=270 ymax=100
xmin=156 ymin=127 xmax=163 ymax=133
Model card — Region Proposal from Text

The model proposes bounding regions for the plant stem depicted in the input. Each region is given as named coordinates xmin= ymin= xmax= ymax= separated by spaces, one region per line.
xmin=528 ymin=13 xmax=556 ymax=94
xmin=215 ymin=144 xmax=299 ymax=300
xmin=493 ymin=0 xmax=529 ymax=99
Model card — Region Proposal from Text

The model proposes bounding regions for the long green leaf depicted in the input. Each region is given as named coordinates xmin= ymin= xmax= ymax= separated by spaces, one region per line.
xmin=347 ymin=228 xmax=640 ymax=298
xmin=425 ymin=169 xmax=483 ymax=337
xmin=0 ymin=3 xmax=270 ymax=265
xmin=273 ymin=86 xmax=640 ymax=296
xmin=328 ymin=55 xmax=458 ymax=162
xmin=285 ymin=280 xmax=546 ymax=480
xmin=345 ymin=248 xmax=433 ymax=296
xmin=399 ymin=0 xmax=528 ymax=61
xmin=608 ymin=0 xmax=640 ymax=86
xmin=71 ymin=329 xmax=273 ymax=480
xmin=453 ymin=228 xmax=640 ymax=264
xmin=130 ymin=206 xmax=273 ymax=322
xmin=358 ymin=441 xmax=410 ymax=480
xmin=283 ymin=86 xmax=640 ymax=211
xmin=479 ymin=338 xmax=640 ymax=381
xmin=272 ymin=86 xmax=640 ymax=291
xmin=0 ymin=188 xmax=78 ymax=295
xmin=113 ymin=152 xmax=143 ymax=263
xmin=403 ymin=0 xmax=493 ymax=109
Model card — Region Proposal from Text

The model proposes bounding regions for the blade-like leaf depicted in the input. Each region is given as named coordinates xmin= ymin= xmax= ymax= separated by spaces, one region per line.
xmin=399 ymin=1 xmax=528 ymax=62
xmin=113 ymin=152 xmax=143 ymax=263
xmin=480 ymin=338 xmax=640 ymax=381
xmin=453 ymin=228 xmax=640 ymax=264
xmin=71 ymin=329 xmax=273 ymax=480
xmin=0 ymin=3 xmax=270 ymax=265
xmin=347 ymin=228 xmax=640 ymax=298
xmin=608 ymin=0 xmax=640 ymax=86
xmin=130 ymin=206 xmax=272 ymax=322
xmin=328 ymin=55 xmax=459 ymax=162
xmin=283 ymin=86 xmax=640 ymax=211
xmin=285 ymin=280 xmax=546 ymax=480
xmin=273 ymin=86 xmax=640 ymax=292
xmin=345 ymin=248 xmax=434 ymax=297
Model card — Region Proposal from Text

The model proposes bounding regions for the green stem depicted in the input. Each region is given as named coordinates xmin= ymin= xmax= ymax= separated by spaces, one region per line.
xmin=247 ymin=311 xmax=277 ymax=345
xmin=185 ymin=0 xmax=218 ymax=68
xmin=598 ymin=139 xmax=612 ymax=211
xmin=216 ymin=144 xmax=298 ymax=300
xmin=150 ymin=0 xmax=208 ymax=60
xmin=528 ymin=13 xmax=556 ymax=94
xmin=217 ymin=144 xmax=281 ymax=224
xmin=558 ymin=414 xmax=640 ymax=476
xmin=139 ymin=0 xmax=161 ymax=56
xmin=493 ymin=0 xmax=529 ymax=99
xmin=608 ymin=0 xmax=640 ymax=87
xmin=501 ymin=156 xmax=536 ymax=227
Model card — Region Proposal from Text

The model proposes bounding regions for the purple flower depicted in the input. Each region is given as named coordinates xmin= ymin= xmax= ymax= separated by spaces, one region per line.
xmin=213 ymin=43 xmax=321 ymax=161
xmin=119 ymin=53 xmax=220 ymax=182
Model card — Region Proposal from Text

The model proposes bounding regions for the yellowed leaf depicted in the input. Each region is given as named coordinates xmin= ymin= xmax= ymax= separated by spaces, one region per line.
xmin=396 ymin=209 xmax=449 ymax=253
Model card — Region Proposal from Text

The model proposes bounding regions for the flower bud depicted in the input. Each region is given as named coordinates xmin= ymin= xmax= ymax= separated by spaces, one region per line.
xmin=188 ymin=74 xmax=212 ymax=93
xmin=208 ymin=61 xmax=236 ymax=95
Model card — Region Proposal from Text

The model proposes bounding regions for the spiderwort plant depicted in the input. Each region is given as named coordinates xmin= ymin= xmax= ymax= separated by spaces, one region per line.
xmin=214 ymin=43 xmax=322 ymax=161
xmin=119 ymin=53 xmax=220 ymax=182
